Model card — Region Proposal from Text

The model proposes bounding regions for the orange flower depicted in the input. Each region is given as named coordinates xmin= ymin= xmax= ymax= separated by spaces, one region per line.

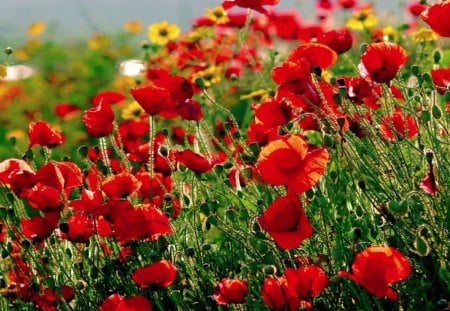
xmin=256 ymin=135 xmax=329 ymax=194
xmin=421 ymin=1 xmax=450 ymax=37
xmin=339 ymin=246 xmax=412 ymax=300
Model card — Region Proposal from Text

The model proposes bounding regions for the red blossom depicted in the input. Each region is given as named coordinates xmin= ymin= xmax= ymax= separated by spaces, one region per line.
xmin=222 ymin=0 xmax=280 ymax=15
xmin=100 ymin=294 xmax=152 ymax=311
xmin=339 ymin=246 xmax=412 ymax=300
xmin=21 ymin=211 xmax=60 ymax=242
xmin=82 ymin=98 xmax=115 ymax=137
xmin=408 ymin=2 xmax=427 ymax=16
xmin=420 ymin=166 xmax=438 ymax=195
xmin=175 ymin=149 xmax=214 ymax=173
xmin=261 ymin=276 xmax=300 ymax=311
xmin=253 ymin=97 xmax=295 ymax=127
xmin=54 ymin=103 xmax=81 ymax=119
xmin=285 ymin=265 xmax=328 ymax=299
xmin=213 ymin=278 xmax=248 ymax=305
xmin=258 ymin=194 xmax=313 ymax=249
xmin=35 ymin=161 xmax=83 ymax=192
xmin=431 ymin=68 xmax=450 ymax=95
xmin=92 ymin=91 xmax=126 ymax=106
xmin=27 ymin=185 xmax=62 ymax=212
xmin=319 ymin=28 xmax=353 ymax=54
xmin=69 ymin=189 xmax=108 ymax=216
xmin=132 ymin=259 xmax=177 ymax=288
xmin=175 ymin=99 xmax=203 ymax=120
xmin=130 ymin=83 xmax=173 ymax=116
xmin=380 ymin=107 xmax=418 ymax=141
xmin=28 ymin=121 xmax=63 ymax=149
xmin=101 ymin=172 xmax=142 ymax=200
xmin=287 ymin=43 xmax=338 ymax=70
xmin=421 ymin=1 xmax=450 ymax=37
xmin=256 ymin=135 xmax=329 ymax=194
xmin=360 ymin=42 xmax=408 ymax=83
xmin=61 ymin=213 xmax=95 ymax=243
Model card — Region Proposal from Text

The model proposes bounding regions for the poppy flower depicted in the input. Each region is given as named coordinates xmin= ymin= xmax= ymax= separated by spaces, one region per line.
xmin=256 ymin=135 xmax=329 ymax=194
xmin=253 ymin=97 xmax=295 ymax=127
xmin=60 ymin=213 xmax=95 ymax=243
xmin=339 ymin=246 xmax=412 ymax=300
xmin=431 ymin=68 xmax=450 ymax=95
xmin=338 ymin=0 xmax=356 ymax=9
xmin=360 ymin=42 xmax=408 ymax=83
xmin=175 ymin=99 xmax=203 ymax=121
xmin=69 ymin=189 xmax=108 ymax=216
xmin=285 ymin=265 xmax=328 ymax=299
xmin=92 ymin=91 xmax=126 ymax=106
xmin=213 ymin=278 xmax=248 ymax=305
xmin=261 ymin=276 xmax=300 ymax=311
xmin=35 ymin=161 xmax=83 ymax=192
xmin=136 ymin=171 xmax=171 ymax=200
xmin=421 ymin=2 xmax=450 ymax=37
xmin=319 ymin=28 xmax=353 ymax=55
xmin=420 ymin=162 xmax=438 ymax=195
xmin=27 ymin=185 xmax=62 ymax=212
xmin=54 ymin=103 xmax=81 ymax=119
xmin=222 ymin=0 xmax=280 ymax=15
xmin=28 ymin=121 xmax=63 ymax=149
xmin=380 ymin=107 xmax=418 ymax=141
xmin=258 ymin=194 xmax=313 ymax=249
xmin=269 ymin=11 xmax=301 ymax=40
xmin=132 ymin=259 xmax=177 ymax=288
xmin=287 ymin=43 xmax=338 ymax=70
xmin=100 ymin=294 xmax=152 ymax=311
xmin=101 ymin=172 xmax=142 ymax=200
xmin=82 ymin=98 xmax=115 ymax=138
xmin=0 ymin=159 xmax=34 ymax=184
xmin=130 ymin=83 xmax=174 ymax=116
xmin=175 ymin=149 xmax=214 ymax=173
xmin=408 ymin=2 xmax=427 ymax=16
xmin=21 ymin=211 xmax=60 ymax=242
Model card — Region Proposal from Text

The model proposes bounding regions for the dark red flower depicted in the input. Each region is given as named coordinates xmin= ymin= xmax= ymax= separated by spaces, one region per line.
xmin=256 ymin=135 xmax=329 ymax=194
xmin=213 ymin=278 xmax=248 ymax=305
xmin=338 ymin=0 xmax=356 ymax=9
xmin=258 ymin=194 xmax=313 ymax=249
xmin=285 ymin=265 xmax=328 ymax=299
xmin=253 ymin=97 xmax=295 ymax=127
xmin=380 ymin=107 xmax=418 ymax=141
xmin=269 ymin=11 xmax=301 ymax=40
xmin=261 ymin=276 xmax=300 ymax=311
xmin=99 ymin=294 xmax=125 ymax=311
xmin=319 ymin=28 xmax=353 ymax=54
xmin=431 ymin=68 xmax=450 ymax=95
xmin=92 ymin=91 xmax=126 ymax=106
xmin=420 ymin=166 xmax=438 ymax=195
xmin=175 ymin=149 xmax=214 ymax=173
xmin=287 ymin=43 xmax=338 ymax=70
xmin=339 ymin=246 xmax=412 ymax=300
xmin=175 ymin=99 xmax=203 ymax=120
xmin=27 ymin=185 xmax=62 ymax=212
xmin=61 ymin=213 xmax=95 ymax=243
xmin=408 ymin=2 xmax=427 ymax=16
xmin=35 ymin=161 xmax=83 ymax=192
xmin=132 ymin=259 xmax=177 ymax=288
xmin=69 ymin=189 xmax=108 ymax=216
xmin=82 ymin=98 xmax=115 ymax=137
xmin=54 ymin=103 xmax=81 ymax=119
xmin=360 ymin=42 xmax=408 ymax=83
xmin=21 ymin=211 xmax=60 ymax=242
xmin=0 ymin=159 xmax=34 ymax=184
xmin=222 ymin=0 xmax=280 ymax=14
xmin=101 ymin=172 xmax=142 ymax=200
xmin=136 ymin=171 xmax=171 ymax=200
xmin=130 ymin=84 xmax=173 ymax=116
xmin=100 ymin=294 xmax=152 ymax=311
xmin=28 ymin=121 xmax=63 ymax=149
xmin=421 ymin=1 xmax=450 ymax=37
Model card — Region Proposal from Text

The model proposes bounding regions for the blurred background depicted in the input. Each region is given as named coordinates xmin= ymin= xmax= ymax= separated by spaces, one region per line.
xmin=0 ymin=0 xmax=402 ymax=43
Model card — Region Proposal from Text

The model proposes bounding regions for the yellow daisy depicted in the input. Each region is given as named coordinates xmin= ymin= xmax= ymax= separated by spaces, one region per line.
xmin=240 ymin=89 xmax=269 ymax=102
xmin=205 ymin=6 xmax=229 ymax=24
xmin=191 ymin=66 xmax=223 ymax=87
xmin=27 ymin=21 xmax=46 ymax=36
xmin=123 ymin=20 xmax=144 ymax=33
xmin=0 ymin=65 xmax=7 ymax=78
xmin=346 ymin=8 xmax=378 ymax=30
xmin=410 ymin=28 xmax=438 ymax=43
xmin=148 ymin=21 xmax=180 ymax=45
xmin=121 ymin=101 xmax=145 ymax=120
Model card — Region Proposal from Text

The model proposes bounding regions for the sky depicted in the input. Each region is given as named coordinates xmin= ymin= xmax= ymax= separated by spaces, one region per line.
xmin=0 ymin=0 xmax=403 ymax=43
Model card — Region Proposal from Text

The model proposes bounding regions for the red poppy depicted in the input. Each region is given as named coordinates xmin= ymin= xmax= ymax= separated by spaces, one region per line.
xmin=222 ymin=0 xmax=280 ymax=15
xmin=213 ymin=278 xmax=248 ymax=305
xmin=28 ymin=121 xmax=63 ymax=149
xmin=35 ymin=161 xmax=83 ymax=192
xmin=269 ymin=11 xmax=301 ymax=40
xmin=101 ymin=172 xmax=142 ymax=200
xmin=111 ymin=203 xmax=173 ymax=243
xmin=0 ymin=159 xmax=34 ymax=184
xmin=60 ymin=213 xmax=95 ymax=243
xmin=54 ymin=103 xmax=81 ymax=119
xmin=421 ymin=1 xmax=450 ymax=37
xmin=175 ymin=149 xmax=214 ymax=173
xmin=261 ymin=276 xmax=300 ymax=311
xmin=132 ymin=259 xmax=177 ymax=288
xmin=319 ymin=28 xmax=353 ymax=55
xmin=27 ymin=185 xmax=62 ymax=212
xmin=130 ymin=84 xmax=173 ymax=116
xmin=253 ymin=97 xmax=295 ymax=128
xmin=258 ymin=194 xmax=313 ymax=249
xmin=69 ymin=189 xmax=108 ymax=216
xmin=82 ymin=98 xmax=115 ymax=137
xmin=360 ymin=42 xmax=408 ymax=83
xmin=1 ymin=161 xmax=35 ymax=197
xmin=338 ymin=0 xmax=356 ymax=9
xmin=100 ymin=294 xmax=152 ymax=311
xmin=420 ymin=167 xmax=438 ymax=195
xmin=287 ymin=43 xmax=338 ymax=70
xmin=380 ymin=107 xmax=418 ymax=141
xmin=256 ymin=135 xmax=329 ymax=194
xmin=408 ymin=2 xmax=427 ymax=16
xmin=431 ymin=68 xmax=450 ymax=95
xmin=343 ymin=77 xmax=373 ymax=104
xmin=21 ymin=211 xmax=60 ymax=242
xmin=92 ymin=91 xmax=126 ymax=106
xmin=339 ymin=246 xmax=412 ymax=300
xmin=175 ymin=99 xmax=203 ymax=120
xmin=136 ymin=171 xmax=171 ymax=200
xmin=285 ymin=265 xmax=328 ymax=299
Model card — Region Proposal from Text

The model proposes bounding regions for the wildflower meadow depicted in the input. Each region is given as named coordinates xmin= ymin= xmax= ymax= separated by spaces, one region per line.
xmin=0 ymin=0 xmax=449 ymax=310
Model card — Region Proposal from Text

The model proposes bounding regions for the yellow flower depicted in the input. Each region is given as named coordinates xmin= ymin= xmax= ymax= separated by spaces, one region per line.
xmin=0 ymin=65 xmax=6 ymax=78
xmin=124 ymin=20 xmax=144 ymax=33
xmin=382 ymin=26 xmax=399 ymax=42
xmin=321 ymin=70 xmax=333 ymax=83
xmin=6 ymin=129 xmax=26 ymax=140
xmin=191 ymin=66 xmax=222 ymax=87
xmin=346 ymin=8 xmax=378 ymax=30
xmin=27 ymin=21 xmax=46 ymax=36
xmin=88 ymin=33 xmax=111 ymax=50
xmin=410 ymin=28 xmax=438 ymax=43
xmin=205 ymin=6 xmax=229 ymax=24
xmin=121 ymin=101 xmax=145 ymax=120
xmin=186 ymin=26 xmax=215 ymax=42
xmin=240 ymin=89 xmax=269 ymax=102
xmin=148 ymin=21 xmax=180 ymax=45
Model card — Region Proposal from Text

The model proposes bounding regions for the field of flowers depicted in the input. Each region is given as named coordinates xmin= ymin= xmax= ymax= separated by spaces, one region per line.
xmin=0 ymin=0 xmax=449 ymax=310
